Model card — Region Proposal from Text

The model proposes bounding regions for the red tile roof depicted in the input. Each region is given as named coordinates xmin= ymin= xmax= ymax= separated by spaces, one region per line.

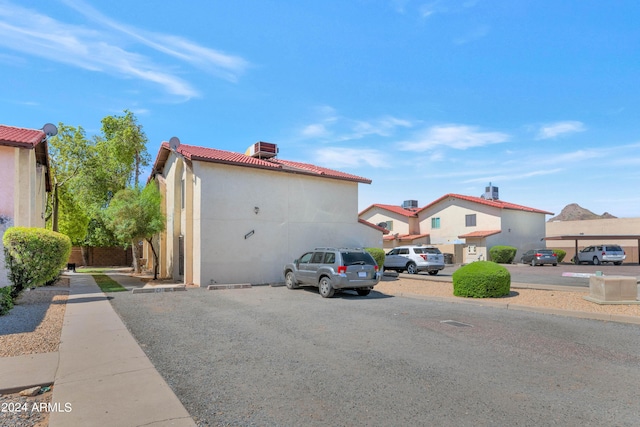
xmin=0 ymin=124 xmax=46 ymax=148
xmin=359 ymin=204 xmax=419 ymax=217
xmin=358 ymin=218 xmax=390 ymax=234
xmin=458 ymin=230 xmax=502 ymax=238
xmin=420 ymin=193 xmax=553 ymax=215
xmin=0 ymin=124 xmax=51 ymax=191
xmin=151 ymin=142 xmax=372 ymax=184
xmin=383 ymin=233 xmax=430 ymax=241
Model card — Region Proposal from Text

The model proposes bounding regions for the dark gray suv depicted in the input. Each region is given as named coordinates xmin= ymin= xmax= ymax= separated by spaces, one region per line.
xmin=283 ymin=248 xmax=381 ymax=298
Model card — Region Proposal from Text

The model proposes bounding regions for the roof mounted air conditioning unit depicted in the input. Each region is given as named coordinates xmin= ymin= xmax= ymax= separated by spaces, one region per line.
xmin=402 ymin=200 xmax=418 ymax=209
xmin=246 ymin=141 xmax=278 ymax=159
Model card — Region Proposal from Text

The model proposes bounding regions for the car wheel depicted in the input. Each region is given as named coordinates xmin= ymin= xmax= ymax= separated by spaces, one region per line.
xmin=573 ymin=256 xmax=580 ymax=264
xmin=318 ymin=277 xmax=335 ymax=298
xmin=614 ymin=261 xmax=622 ymax=265
xmin=356 ymin=288 xmax=371 ymax=296
xmin=285 ymin=271 xmax=298 ymax=289
xmin=553 ymin=263 xmax=557 ymax=266
xmin=592 ymin=257 xmax=600 ymax=265
xmin=427 ymin=270 xmax=438 ymax=276
xmin=406 ymin=262 xmax=418 ymax=274
xmin=531 ymin=259 xmax=536 ymax=267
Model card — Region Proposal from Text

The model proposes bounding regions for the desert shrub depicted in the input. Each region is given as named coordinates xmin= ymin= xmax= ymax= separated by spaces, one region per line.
xmin=365 ymin=247 xmax=385 ymax=270
xmin=553 ymin=249 xmax=566 ymax=263
xmin=0 ymin=286 xmax=13 ymax=316
xmin=452 ymin=261 xmax=511 ymax=298
xmin=3 ymin=227 xmax=71 ymax=300
xmin=489 ymin=245 xmax=517 ymax=263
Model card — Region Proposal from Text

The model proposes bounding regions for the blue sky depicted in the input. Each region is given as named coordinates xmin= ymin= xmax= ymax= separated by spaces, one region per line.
xmin=2 ymin=0 xmax=639 ymax=218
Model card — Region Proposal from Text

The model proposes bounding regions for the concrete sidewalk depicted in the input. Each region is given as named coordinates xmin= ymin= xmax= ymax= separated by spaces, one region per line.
xmin=47 ymin=274 xmax=195 ymax=426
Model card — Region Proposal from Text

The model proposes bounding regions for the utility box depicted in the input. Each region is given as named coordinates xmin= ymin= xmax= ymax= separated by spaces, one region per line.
xmin=584 ymin=275 xmax=639 ymax=305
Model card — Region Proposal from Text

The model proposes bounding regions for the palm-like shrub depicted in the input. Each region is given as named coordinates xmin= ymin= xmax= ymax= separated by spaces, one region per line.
xmin=553 ymin=249 xmax=566 ymax=263
xmin=452 ymin=261 xmax=510 ymax=298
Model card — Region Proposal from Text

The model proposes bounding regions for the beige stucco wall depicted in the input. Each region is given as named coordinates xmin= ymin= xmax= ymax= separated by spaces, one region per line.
xmin=158 ymin=151 xmax=382 ymax=286
xmin=546 ymin=217 xmax=640 ymax=262
xmin=359 ymin=208 xmax=416 ymax=235
xmin=418 ymin=199 xmax=502 ymax=244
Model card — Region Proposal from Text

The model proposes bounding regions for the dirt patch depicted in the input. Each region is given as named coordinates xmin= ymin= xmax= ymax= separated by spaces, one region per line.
xmin=376 ymin=277 xmax=640 ymax=318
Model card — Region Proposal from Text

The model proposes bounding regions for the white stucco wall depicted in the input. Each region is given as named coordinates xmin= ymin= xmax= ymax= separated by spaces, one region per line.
xmin=189 ymin=162 xmax=379 ymax=285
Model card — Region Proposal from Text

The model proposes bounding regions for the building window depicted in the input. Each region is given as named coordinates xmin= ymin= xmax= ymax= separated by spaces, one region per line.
xmin=384 ymin=220 xmax=393 ymax=231
xmin=465 ymin=214 xmax=476 ymax=227
xmin=431 ymin=217 xmax=440 ymax=229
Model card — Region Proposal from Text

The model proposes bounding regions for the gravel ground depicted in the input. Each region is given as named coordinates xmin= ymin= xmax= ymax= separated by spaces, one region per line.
xmin=0 ymin=282 xmax=68 ymax=427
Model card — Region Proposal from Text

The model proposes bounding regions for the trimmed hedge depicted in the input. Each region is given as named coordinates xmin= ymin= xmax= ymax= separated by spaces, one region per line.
xmin=489 ymin=245 xmax=517 ymax=263
xmin=365 ymin=247 xmax=386 ymax=270
xmin=3 ymin=227 xmax=71 ymax=300
xmin=452 ymin=261 xmax=511 ymax=298
xmin=553 ymin=249 xmax=566 ymax=263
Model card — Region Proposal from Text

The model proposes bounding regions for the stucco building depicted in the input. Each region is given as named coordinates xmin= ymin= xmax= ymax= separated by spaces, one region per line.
xmin=359 ymin=187 xmax=553 ymax=263
xmin=0 ymin=124 xmax=51 ymax=286
xmin=148 ymin=140 xmax=384 ymax=286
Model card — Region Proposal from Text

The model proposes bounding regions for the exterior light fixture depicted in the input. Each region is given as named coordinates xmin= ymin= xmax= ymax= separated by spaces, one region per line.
xmin=254 ymin=206 xmax=260 ymax=214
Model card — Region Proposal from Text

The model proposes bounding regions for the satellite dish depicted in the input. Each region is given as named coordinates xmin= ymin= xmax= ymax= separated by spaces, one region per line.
xmin=169 ymin=136 xmax=181 ymax=151
xmin=377 ymin=222 xmax=389 ymax=229
xmin=42 ymin=123 xmax=58 ymax=137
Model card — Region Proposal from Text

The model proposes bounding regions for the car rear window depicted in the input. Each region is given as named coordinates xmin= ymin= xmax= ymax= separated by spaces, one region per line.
xmin=605 ymin=245 xmax=623 ymax=252
xmin=414 ymin=247 xmax=441 ymax=254
xmin=341 ymin=252 xmax=375 ymax=265
xmin=538 ymin=250 xmax=554 ymax=254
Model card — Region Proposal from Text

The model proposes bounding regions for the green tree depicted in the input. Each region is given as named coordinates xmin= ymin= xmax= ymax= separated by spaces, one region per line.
xmin=46 ymin=124 xmax=93 ymax=232
xmin=104 ymin=183 xmax=165 ymax=278
xmin=99 ymin=110 xmax=150 ymax=188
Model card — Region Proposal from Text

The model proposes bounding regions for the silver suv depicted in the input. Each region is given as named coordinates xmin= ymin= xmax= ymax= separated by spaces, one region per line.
xmin=384 ymin=245 xmax=445 ymax=275
xmin=283 ymin=248 xmax=381 ymax=298
xmin=574 ymin=245 xmax=626 ymax=265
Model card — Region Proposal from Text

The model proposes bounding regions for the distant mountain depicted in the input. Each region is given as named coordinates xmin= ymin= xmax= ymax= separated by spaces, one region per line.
xmin=548 ymin=203 xmax=618 ymax=221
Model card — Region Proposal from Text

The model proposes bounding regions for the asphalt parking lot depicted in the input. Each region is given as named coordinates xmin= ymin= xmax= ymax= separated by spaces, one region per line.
xmin=398 ymin=262 xmax=640 ymax=288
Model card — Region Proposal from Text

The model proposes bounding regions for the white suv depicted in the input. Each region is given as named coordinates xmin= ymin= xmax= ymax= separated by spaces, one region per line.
xmin=574 ymin=245 xmax=626 ymax=265
xmin=384 ymin=245 xmax=445 ymax=275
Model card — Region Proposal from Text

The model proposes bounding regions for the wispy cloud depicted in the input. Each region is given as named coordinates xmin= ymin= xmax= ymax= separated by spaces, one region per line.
xmin=0 ymin=0 xmax=249 ymax=99
xmin=313 ymin=147 xmax=390 ymax=169
xmin=536 ymin=121 xmax=586 ymax=139
xmin=299 ymin=108 xmax=414 ymax=142
xmin=398 ymin=124 xmax=509 ymax=151
xmin=453 ymin=25 xmax=490 ymax=44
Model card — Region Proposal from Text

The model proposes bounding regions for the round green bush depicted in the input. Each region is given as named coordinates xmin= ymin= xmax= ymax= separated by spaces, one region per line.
xmin=452 ymin=261 xmax=511 ymax=298
xmin=3 ymin=227 xmax=71 ymax=299
xmin=489 ymin=245 xmax=517 ymax=263
xmin=365 ymin=247 xmax=385 ymax=270
xmin=553 ymin=249 xmax=566 ymax=263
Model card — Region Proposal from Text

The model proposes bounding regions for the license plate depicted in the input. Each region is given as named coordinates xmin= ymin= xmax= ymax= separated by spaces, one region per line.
xmin=358 ymin=271 xmax=367 ymax=278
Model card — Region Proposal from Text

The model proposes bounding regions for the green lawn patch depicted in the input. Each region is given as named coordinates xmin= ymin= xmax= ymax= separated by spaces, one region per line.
xmin=91 ymin=274 xmax=128 ymax=292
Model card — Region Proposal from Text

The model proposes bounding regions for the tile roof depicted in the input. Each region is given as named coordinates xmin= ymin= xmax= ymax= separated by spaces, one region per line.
xmin=420 ymin=193 xmax=554 ymax=215
xmin=383 ymin=233 xmax=430 ymax=241
xmin=151 ymin=142 xmax=372 ymax=184
xmin=458 ymin=230 xmax=502 ymax=238
xmin=0 ymin=124 xmax=46 ymax=148
xmin=359 ymin=204 xmax=419 ymax=217
xmin=358 ymin=218 xmax=390 ymax=234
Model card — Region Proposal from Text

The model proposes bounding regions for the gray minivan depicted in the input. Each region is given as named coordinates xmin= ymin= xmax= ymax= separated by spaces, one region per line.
xmin=284 ymin=248 xmax=380 ymax=298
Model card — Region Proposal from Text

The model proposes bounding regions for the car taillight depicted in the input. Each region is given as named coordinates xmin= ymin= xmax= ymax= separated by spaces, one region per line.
xmin=374 ymin=265 xmax=379 ymax=272
xmin=420 ymin=254 xmax=427 ymax=260
xmin=602 ymin=251 xmax=606 ymax=256
xmin=552 ymin=253 xmax=557 ymax=257
xmin=535 ymin=253 xmax=542 ymax=257
xmin=337 ymin=266 xmax=347 ymax=274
